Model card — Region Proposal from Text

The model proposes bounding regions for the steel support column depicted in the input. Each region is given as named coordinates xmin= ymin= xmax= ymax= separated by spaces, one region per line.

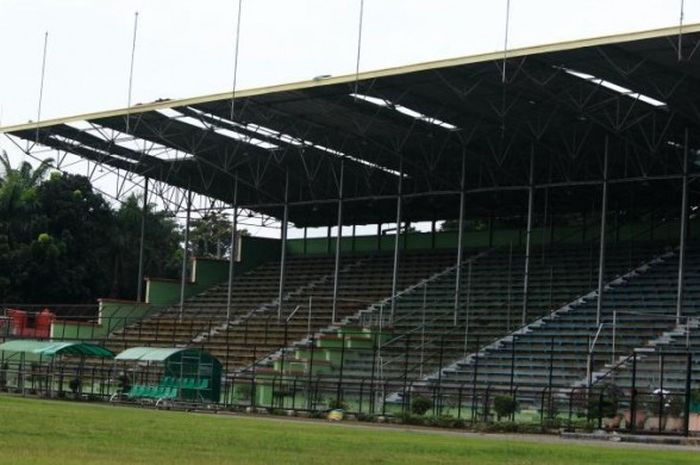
xmin=390 ymin=160 xmax=404 ymax=321
xmin=331 ymin=162 xmax=345 ymax=324
xmin=596 ymin=137 xmax=609 ymax=327
xmin=454 ymin=150 xmax=467 ymax=326
xmin=136 ymin=177 xmax=148 ymax=302
xmin=179 ymin=189 xmax=192 ymax=321
xmin=226 ymin=176 xmax=239 ymax=324
xmin=676 ymin=128 xmax=690 ymax=324
xmin=521 ymin=147 xmax=535 ymax=326
xmin=278 ymin=173 xmax=290 ymax=321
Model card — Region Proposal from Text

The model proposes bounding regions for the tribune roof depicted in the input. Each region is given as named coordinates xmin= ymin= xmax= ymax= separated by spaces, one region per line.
xmin=3 ymin=24 xmax=700 ymax=226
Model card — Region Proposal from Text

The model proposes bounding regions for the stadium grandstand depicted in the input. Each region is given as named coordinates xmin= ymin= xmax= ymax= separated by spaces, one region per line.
xmin=3 ymin=23 xmax=700 ymax=435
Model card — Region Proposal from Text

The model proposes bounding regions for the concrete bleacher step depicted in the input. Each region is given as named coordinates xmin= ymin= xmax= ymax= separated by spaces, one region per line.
xmin=415 ymin=245 xmax=677 ymax=396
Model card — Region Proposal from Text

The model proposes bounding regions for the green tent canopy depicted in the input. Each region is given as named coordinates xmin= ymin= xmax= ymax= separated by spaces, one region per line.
xmin=115 ymin=346 xmax=193 ymax=362
xmin=0 ymin=340 xmax=114 ymax=358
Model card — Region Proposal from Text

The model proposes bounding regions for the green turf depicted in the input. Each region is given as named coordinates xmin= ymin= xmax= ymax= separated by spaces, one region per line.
xmin=0 ymin=395 xmax=696 ymax=465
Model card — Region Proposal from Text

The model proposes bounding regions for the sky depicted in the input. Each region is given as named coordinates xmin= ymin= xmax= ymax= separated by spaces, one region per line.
xmin=0 ymin=0 xmax=698 ymax=237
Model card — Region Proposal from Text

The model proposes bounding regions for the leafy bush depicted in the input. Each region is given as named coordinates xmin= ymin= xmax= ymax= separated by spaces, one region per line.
xmin=426 ymin=414 xmax=464 ymax=429
xmin=411 ymin=395 xmax=432 ymax=415
xmin=397 ymin=413 xmax=426 ymax=426
xmin=234 ymin=383 xmax=252 ymax=400
xmin=493 ymin=395 xmax=518 ymax=420
xmin=691 ymin=390 xmax=700 ymax=403
xmin=326 ymin=398 xmax=349 ymax=411
xmin=587 ymin=383 xmax=622 ymax=419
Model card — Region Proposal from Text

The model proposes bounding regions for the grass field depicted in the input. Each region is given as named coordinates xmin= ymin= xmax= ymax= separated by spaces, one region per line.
xmin=0 ymin=395 xmax=698 ymax=465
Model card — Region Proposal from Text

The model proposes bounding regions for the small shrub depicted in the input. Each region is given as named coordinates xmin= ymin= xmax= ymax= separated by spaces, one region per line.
xmin=326 ymin=398 xmax=349 ymax=411
xmin=411 ymin=395 xmax=432 ymax=416
xmin=234 ymin=383 xmax=252 ymax=401
xmin=397 ymin=412 xmax=426 ymax=426
xmin=425 ymin=414 xmax=461 ymax=428
xmin=493 ymin=395 xmax=519 ymax=421
xmin=691 ymin=390 xmax=700 ymax=404
xmin=587 ymin=383 xmax=622 ymax=419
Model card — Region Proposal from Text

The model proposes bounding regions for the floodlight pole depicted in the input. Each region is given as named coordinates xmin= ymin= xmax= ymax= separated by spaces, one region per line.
xmin=390 ymin=159 xmax=404 ymax=322
xmin=676 ymin=128 xmax=689 ymax=325
xmin=331 ymin=162 xmax=345 ymax=325
xmin=226 ymin=176 xmax=239 ymax=324
xmin=277 ymin=172 xmax=289 ymax=321
xmin=179 ymin=189 xmax=192 ymax=321
xmin=453 ymin=149 xmax=467 ymax=326
xmin=596 ymin=137 xmax=609 ymax=327
xmin=521 ymin=146 xmax=535 ymax=326
xmin=136 ymin=177 xmax=149 ymax=302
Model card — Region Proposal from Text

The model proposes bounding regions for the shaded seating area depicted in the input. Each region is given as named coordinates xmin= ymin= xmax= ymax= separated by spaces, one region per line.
xmin=0 ymin=340 xmax=114 ymax=397
xmin=113 ymin=347 xmax=222 ymax=404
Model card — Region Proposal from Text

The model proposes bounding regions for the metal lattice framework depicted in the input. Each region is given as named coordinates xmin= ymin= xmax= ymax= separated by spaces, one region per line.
xmin=3 ymin=24 xmax=700 ymax=228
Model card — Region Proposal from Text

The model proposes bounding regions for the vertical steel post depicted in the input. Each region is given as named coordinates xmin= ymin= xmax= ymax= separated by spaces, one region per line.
xmin=336 ymin=333 xmax=346 ymax=405
xmin=630 ymin=353 xmax=637 ymax=432
xmin=611 ymin=310 xmax=617 ymax=365
xmin=178 ymin=189 xmax=192 ymax=321
xmin=462 ymin=261 xmax=472 ymax=356
xmin=454 ymin=150 xmax=467 ymax=326
xmin=509 ymin=336 xmax=516 ymax=394
xmin=683 ymin=352 xmax=692 ymax=436
xmin=419 ymin=283 xmax=427 ymax=377
xmin=507 ymin=241 xmax=513 ymax=331
xmin=541 ymin=187 xmax=549 ymax=263
xmin=676 ymin=128 xmax=689 ymax=324
xmin=521 ymin=146 xmax=535 ymax=326
xmin=390 ymin=159 xmax=404 ymax=321
xmin=331 ymin=162 xmax=345 ymax=324
xmin=596 ymin=137 xmax=609 ymax=327
xmin=303 ymin=227 xmax=307 ymax=255
xmin=277 ymin=172 xmax=289 ymax=321
xmin=136 ymin=177 xmax=148 ymax=302
xmin=306 ymin=335 xmax=315 ymax=411
xmin=326 ymin=225 xmax=332 ymax=255
xmin=226 ymin=176 xmax=239 ymax=323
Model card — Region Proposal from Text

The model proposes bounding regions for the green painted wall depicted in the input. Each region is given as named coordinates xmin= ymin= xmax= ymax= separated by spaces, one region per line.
xmin=286 ymin=216 xmax=697 ymax=256
xmin=145 ymin=237 xmax=281 ymax=306
xmin=238 ymin=237 xmax=281 ymax=273
xmin=51 ymin=300 xmax=158 ymax=340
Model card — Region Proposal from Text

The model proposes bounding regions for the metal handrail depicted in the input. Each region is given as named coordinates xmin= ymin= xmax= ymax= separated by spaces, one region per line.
xmin=286 ymin=305 xmax=302 ymax=323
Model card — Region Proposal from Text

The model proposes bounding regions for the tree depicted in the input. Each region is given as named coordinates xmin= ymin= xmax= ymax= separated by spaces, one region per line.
xmin=0 ymin=159 xmax=189 ymax=304
xmin=440 ymin=219 xmax=487 ymax=232
xmin=190 ymin=211 xmax=233 ymax=259
xmin=0 ymin=151 xmax=53 ymax=243
xmin=16 ymin=172 xmax=115 ymax=303
xmin=109 ymin=194 xmax=182 ymax=300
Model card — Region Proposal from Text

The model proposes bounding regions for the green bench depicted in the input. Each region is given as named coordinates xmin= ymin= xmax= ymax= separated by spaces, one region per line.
xmin=127 ymin=384 xmax=179 ymax=400
xmin=160 ymin=376 xmax=209 ymax=390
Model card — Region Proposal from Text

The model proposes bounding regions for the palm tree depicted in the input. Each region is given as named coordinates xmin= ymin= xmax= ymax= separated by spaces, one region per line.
xmin=0 ymin=150 xmax=53 ymax=242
